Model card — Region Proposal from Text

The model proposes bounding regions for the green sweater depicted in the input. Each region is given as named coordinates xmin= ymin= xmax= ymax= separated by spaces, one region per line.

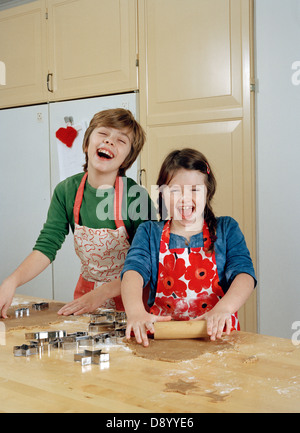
xmin=33 ymin=172 xmax=155 ymax=262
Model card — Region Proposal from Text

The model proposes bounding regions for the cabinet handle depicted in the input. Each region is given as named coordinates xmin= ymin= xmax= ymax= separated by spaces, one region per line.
xmin=47 ymin=73 xmax=53 ymax=93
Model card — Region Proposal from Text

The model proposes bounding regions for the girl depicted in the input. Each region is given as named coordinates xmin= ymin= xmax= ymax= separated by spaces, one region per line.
xmin=121 ymin=148 xmax=257 ymax=346
xmin=0 ymin=108 xmax=153 ymax=318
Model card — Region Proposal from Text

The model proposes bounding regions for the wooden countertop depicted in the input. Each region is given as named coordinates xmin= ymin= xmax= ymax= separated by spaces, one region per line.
xmin=0 ymin=295 xmax=300 ymax=413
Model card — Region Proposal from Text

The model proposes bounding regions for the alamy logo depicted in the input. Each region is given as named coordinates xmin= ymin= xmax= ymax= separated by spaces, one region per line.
xmin=291 ymin=61 xmax=300 ymax=86
xmin=95 ymin=179 xmax=206 ymax=228
xmin=0 ymin=322 xmax=5 ymax=346
xmin=291 ymin=321 xmax=300 ymax=346
xmin=0 ymin=61 xmax=5 ymax=85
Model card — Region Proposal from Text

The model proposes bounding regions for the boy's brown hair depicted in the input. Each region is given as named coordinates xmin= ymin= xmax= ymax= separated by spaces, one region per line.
xmin=82 ymin=108 xmax=146 ymax=175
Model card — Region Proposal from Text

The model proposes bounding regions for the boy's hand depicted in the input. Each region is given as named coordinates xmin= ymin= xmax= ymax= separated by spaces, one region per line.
xmin=0 ymin=278 xmax=17 ymax=318
xmin=58 ymin=280 xmax=122 ymax=316
xmin=57 ymin=289 xmax=107 ymax=316
xmin=126 ymin=312 xmax=171 ymax=347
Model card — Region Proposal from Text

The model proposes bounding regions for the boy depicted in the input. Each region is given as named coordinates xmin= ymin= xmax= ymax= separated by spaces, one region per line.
xmin=0 ymin=109 xmax=153 ymax=318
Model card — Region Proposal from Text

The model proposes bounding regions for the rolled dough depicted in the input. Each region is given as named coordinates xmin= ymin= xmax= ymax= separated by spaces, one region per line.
xmin=127 ymin=337 xmax=234 ymax=362
xmin=2 ymin=302 xmax=78 ymax=331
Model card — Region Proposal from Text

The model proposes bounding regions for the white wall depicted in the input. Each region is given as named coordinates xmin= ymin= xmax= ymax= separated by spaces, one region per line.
xmin=255 ymin=0 xmax=300 ymax=338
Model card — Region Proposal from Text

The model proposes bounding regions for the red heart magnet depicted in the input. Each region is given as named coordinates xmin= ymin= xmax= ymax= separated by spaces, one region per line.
xmin=56 ymin=126 xmax=78 ymax=148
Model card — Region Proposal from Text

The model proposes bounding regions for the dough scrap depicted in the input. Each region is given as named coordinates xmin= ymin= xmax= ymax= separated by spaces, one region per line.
xmin=243 ymin=355 xmax=258 ymax=364
xmin=164 ymin=379 xmax=198 ymax=395
xmin=127 ymin=338 xmax=234 ymax=362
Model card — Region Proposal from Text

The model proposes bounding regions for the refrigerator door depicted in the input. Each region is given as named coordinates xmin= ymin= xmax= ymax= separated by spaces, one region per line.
xmin=49 ymin=93 xmax=138 ymax=301
xmin=0 ymin=105 xmax=53 ymax=299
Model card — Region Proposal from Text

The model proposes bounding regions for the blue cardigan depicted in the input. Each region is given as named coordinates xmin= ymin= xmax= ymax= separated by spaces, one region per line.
xmin=121 ymin=216 xmax=257 ymax=307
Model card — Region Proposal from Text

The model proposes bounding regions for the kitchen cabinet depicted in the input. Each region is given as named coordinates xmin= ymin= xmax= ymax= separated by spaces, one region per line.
xmin=47 ymin=0 xmax=138 ymax=101
xmin=0 ymin=1 xmax=47 ymax=108
xmin=0 ymin=0 xmax=138 ymax=108
xmin=138 ymin=0 xmax=257 ymax=331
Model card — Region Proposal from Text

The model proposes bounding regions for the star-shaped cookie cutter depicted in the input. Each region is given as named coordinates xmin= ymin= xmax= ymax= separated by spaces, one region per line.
xmin=13 ymin=343 xmax=38 ymax=357
xmin=32 ymin=302 xmax=49 ymax=311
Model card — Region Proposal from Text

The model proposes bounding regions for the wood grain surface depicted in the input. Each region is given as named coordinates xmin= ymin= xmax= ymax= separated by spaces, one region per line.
xmin=0 ymin=295 xmax=299 ymax=413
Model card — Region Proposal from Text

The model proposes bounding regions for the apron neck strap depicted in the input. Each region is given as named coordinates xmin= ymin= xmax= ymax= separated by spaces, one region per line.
xmin=73 ymin=173 xmax=128 ymax=237
xmin=73 ymin=172 xmax=88 ymax=225
xmin=160 ymin=219 xmax=210 ymax=248
xmin=114 ymin=176 xmax=127 ymax=232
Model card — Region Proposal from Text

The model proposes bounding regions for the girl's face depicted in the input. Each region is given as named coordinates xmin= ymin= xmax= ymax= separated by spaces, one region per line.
xmin=87 ymin=126 xmax=132 ymax=176
xmin=163 ymin=168 xmax=207 ymax=230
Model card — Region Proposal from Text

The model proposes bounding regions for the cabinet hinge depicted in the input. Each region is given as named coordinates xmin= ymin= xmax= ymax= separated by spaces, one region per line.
xmin=250 ymin=79 xmax=257 ymax=92
xmin=45 ymin=9 xmax=48 ymax=20
xmin=136 ymin=57 xmax=139 ymax=67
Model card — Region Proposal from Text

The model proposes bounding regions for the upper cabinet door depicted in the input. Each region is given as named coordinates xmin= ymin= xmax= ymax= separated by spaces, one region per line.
xmin=0 ymin=0 xmax=47 ymax=108
xmin=47 ymin=0 xmax=138 ymax=101
xmin=139 ymin=0 xmax=244 ymax=125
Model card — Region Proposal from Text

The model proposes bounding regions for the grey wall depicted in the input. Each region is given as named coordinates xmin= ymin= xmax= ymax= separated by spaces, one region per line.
xmin=255 ymin=0 xmax=300 ymax=338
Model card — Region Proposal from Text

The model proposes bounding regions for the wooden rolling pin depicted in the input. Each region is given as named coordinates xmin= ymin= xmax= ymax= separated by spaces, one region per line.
xmin=154 ymin=320 xmax=207 ymax=340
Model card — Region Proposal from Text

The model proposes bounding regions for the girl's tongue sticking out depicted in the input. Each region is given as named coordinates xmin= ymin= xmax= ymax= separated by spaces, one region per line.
xmin=177 ymin=204 xmax=195 ymax=220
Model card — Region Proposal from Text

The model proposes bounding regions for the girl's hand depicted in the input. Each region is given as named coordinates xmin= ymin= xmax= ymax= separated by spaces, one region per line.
xmin=126 ymin=312 xmax=171 ymax=347
xmin=196 ymin=311 xmax=232 ymax=341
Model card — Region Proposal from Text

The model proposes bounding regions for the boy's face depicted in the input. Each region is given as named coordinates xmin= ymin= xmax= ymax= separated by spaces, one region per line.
xmin=87 ymin=125 xmax=133 ymax=176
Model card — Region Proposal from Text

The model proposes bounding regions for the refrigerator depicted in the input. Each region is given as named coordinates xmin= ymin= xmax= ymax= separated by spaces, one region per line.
xmin=0 ymin=92 xmax=139 ymax=302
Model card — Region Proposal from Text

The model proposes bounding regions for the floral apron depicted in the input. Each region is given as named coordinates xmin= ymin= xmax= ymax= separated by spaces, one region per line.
xmin=150 ymin=220 xmax=240 ymax=330
xmin=73 ymin=172 xmax=130 ymax=310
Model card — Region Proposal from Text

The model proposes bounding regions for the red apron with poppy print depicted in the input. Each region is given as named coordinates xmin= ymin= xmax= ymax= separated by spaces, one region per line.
xmin=150 ymin=220 xmax=240 ymax=330
xmin=73 ymin=173 xmax=130 ymax=310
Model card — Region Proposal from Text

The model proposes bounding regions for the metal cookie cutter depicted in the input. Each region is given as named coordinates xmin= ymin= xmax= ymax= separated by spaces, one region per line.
xmin=15 ymin=307 xmax=30 ymax=318
xmin=89 ymin=315 xmax=114 ymax=324
xmin=60 ymin=336 xmax=77 ymax=350
xmin=74 ymin=352 xmax=94 ymax=366
xmin=115 ymin=328 xmax=126 ymax=338
xmin=60 ymin=332 xmax=89 ymax=350
xmin=32 ymin=302 xmax=49 ymax=311
xmin=115 ymin=311 xmax=127 ymax=324
xmin=29 ymin=339 xmax=48 ymax=348
xmin=90 ymin=308 xmax=116 ymax=322
xmin=114 ymin=312 xmax=127 ymax=338
xmin=88 ymin=322 xmax=115 ymax=333
xmin=13 ymin=343 xmax=38 ymax=357
xmin=25 ymin=331 xmax=49 ymax=344
xmin=25 ymin=330 xmax=66 ymax=343
xmin=49 ymin=338 xmax=62 ymax=349
xmin=78 ymin=335 xmax=95 ymax=348
xmin=67 ymin=331 xmax=88 ymax=340
xmin=84 ymin=348 xmax=102 ymax=356
xmin=48 ymin=330 xmax=67 ymax=340
xmin=74 ymin=349 xmax=109 ymax=366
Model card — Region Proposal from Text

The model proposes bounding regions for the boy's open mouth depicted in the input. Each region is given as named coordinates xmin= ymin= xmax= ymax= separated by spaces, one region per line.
xmin=97 ymin=148 xmax=114 ymax=160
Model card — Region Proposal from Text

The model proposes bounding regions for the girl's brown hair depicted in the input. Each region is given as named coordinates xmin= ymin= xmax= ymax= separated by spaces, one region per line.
xmin=156 ymin=148 xmax=217 ymax=252
xmin=82 ymin=108 xmax=146 ymax=175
